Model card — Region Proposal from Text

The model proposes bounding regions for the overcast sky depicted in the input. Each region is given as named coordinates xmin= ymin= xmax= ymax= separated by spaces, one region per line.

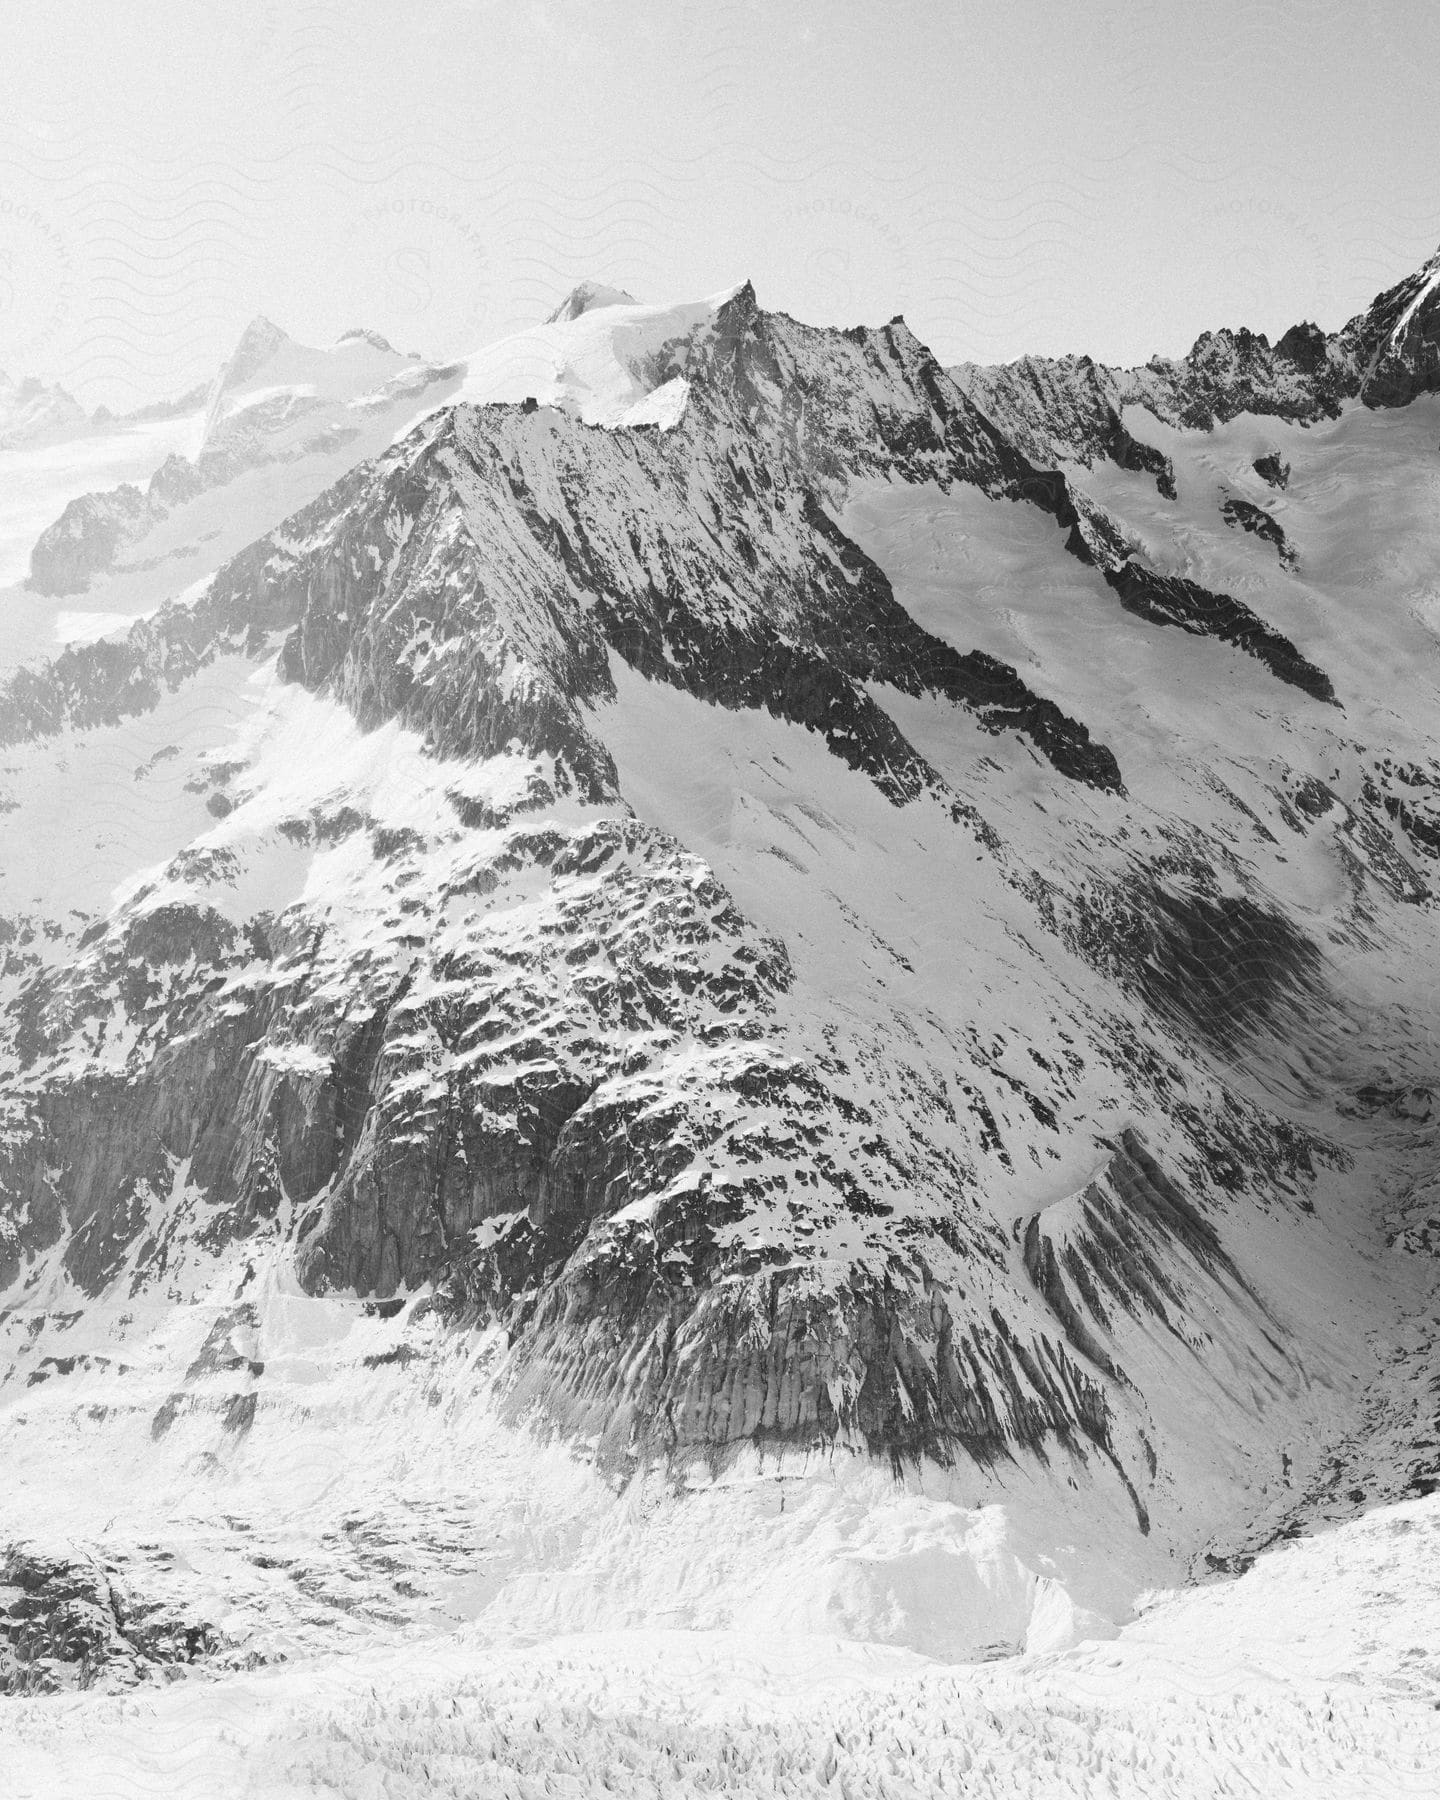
xmin=4 ymin=0 xmax=1438 ymax=408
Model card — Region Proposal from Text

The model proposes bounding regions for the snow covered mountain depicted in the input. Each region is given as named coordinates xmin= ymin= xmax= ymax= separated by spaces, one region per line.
xmin=0 ymin=373 xmax=90 ymax=453
xmin=1 ymin=252 xmax=1439 ymax=1770
xmin=21 ymin=317 xmax=463 ymax=601
xmin=2 ymin=288 xmax=736 ymax=675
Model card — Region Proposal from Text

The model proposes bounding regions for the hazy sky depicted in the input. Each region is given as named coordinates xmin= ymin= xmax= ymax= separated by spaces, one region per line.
xmin=3 ymin=0 xmax=1438 ymax=408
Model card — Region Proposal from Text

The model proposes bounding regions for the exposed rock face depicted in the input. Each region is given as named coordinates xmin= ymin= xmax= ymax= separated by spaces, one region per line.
xmin=10 ymin=289 xmax=1124 ymax=797
xmin=1004 ymin=462 xmax=1333 ymax=700
xmin=1123 ymin=321 xmax=1361 ymax=430
xmin=0 ymin=1543 xmax=219 ymax=1694
xmin=943 ymin=260 xmax=1440 ymax=704
xmin=1 ymin=285 xmax=1140 ymax=1341
xmin=27 ymin=454 xmax=218 ymax=595
xmin=22 ymin=316 xmax=459 ymax=595
xmin=1029 ymin=869 xmax=1336 ymax=1058
xmin=468 ymin=1236 xmax=1126 ymax=1491
xmin=1104 ymin=408 xmax=1176 ymax=498
xmin=952 ymin=242 xmax=1440 ymax=456
xmin=1364 ymin=758 xmax=1440 ymax=865
xmin=1103 ymin=561 xmax=1324 ymax=695
xmin=1355 ymin=256 xmax=1440 ymax=407
xmin=28 ymin=484 xmax=152 ymax=595
xmin=1253 ymin=452 xmax=1291 ymax=490
xmin=1220 ymin=495 xmax=1297 ymax=568
xmin=1021 ymin=1130 xmax=1262 ymax=1384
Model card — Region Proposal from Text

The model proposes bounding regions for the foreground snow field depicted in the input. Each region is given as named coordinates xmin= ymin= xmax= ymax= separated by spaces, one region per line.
xmin=2 ymin=1491 xmax=1437 ymax=1797
xmin=0 ymin=1235 xmax=1436 ymax=1797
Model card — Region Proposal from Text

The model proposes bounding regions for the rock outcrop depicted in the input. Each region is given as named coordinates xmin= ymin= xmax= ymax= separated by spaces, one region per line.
xmin=0 ymin=1543 xmax=219 ymax=1694
xmin=28 ymin=484 xmax=153 ymax=595
xmin=1221 ymin=494 xmax=1297 ymax=568
xmin=952 ymin=243 xmax=1440 ymax=460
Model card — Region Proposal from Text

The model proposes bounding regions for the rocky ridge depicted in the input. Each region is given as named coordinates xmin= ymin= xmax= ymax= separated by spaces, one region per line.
xmin=0 ymin=1543 xmax=222 ymax=1694
xmin=951 ymin=244 xmax=1440 ymax=472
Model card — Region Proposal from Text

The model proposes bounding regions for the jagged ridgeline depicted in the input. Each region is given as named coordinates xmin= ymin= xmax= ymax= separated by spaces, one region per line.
xmin=2 ymin=252 xmax=1439 ymax=1542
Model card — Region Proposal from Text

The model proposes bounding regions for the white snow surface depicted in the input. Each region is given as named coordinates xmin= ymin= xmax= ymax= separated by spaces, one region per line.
xmin=199 ymin=315 xmax=423 ymax=451
xmin=3 ymin=1349 xmax=1436 ymax=1800
xmin=393 ymin=283 xmax=743 ymax=436
xmin=2 ymin=1224 xmax=1437 ymax=1795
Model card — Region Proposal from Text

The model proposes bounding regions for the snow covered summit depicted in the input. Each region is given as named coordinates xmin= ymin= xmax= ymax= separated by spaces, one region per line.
xmin=545 ymin=279 xmax=640 ymax=323
xmin=399 ymin=279 xmax=745 ymax=433
xmin=0 ymin=371 xmax=88 ymax=451
xmin=199 ymin=312 xmax=422 ymax=456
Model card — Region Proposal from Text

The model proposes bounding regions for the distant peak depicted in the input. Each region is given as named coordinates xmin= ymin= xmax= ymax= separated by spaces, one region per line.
xmin=717 ymin=279 xmax=758 ymax=316
xmin=1370 ymin=244 xmax=1440 ymax=341
xmin=1415 ymin=239 xmax=1440 ymax=279
xmin=544 ymin=281 xmax=639 ymax=325
xmin=0 ymin=369 xmax=88 ymax=447
xmin=233 ymin=313 xmax=287 ymax=346
xmin=222 ymin=315 xmax=292 ymax=386
xmin=0 ymin=370 xmax=65 ymax=400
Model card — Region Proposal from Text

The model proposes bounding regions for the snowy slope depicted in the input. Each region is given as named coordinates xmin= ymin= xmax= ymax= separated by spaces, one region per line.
xmin=1 ymin=287 xmax=737 ymax=680
xmin=2 ymin=1467 xmax=1436 ymax=1795
xmin=0 ymin=408 xmax=205 ymax=666
xmin=389 ymin=279 xmax=744 ymax=434
xmin=1 ymin=255 xmax=1439 ymax=1793
xmin=18 ymin=317 xmax=465 ymax=611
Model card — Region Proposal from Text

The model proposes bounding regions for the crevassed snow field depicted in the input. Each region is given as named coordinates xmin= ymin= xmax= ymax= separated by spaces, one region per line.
xmin=1 ymin=1224 xmax=1436 ymax=1797
xmin=2 ymin=1493 xmax=1437 ymax=1797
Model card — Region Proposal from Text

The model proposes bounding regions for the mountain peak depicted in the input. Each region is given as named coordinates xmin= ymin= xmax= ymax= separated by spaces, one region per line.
xmin=544 ymin=280 xmax=639 ymax=324
xmin=702 ymin=281 xmax=762 ymax=364
xmin=1355 ymin=240 xmax=1440 ymax=405
xmin=222 ymin=314 xmax=293 ymax=387
xmin=1372 ymin=242 xmax=1440 ymax=339
xmin=0 ymin=368 xmax=89 ymax=448
xmin=726 ymin=277 xmax=758 ymax=307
